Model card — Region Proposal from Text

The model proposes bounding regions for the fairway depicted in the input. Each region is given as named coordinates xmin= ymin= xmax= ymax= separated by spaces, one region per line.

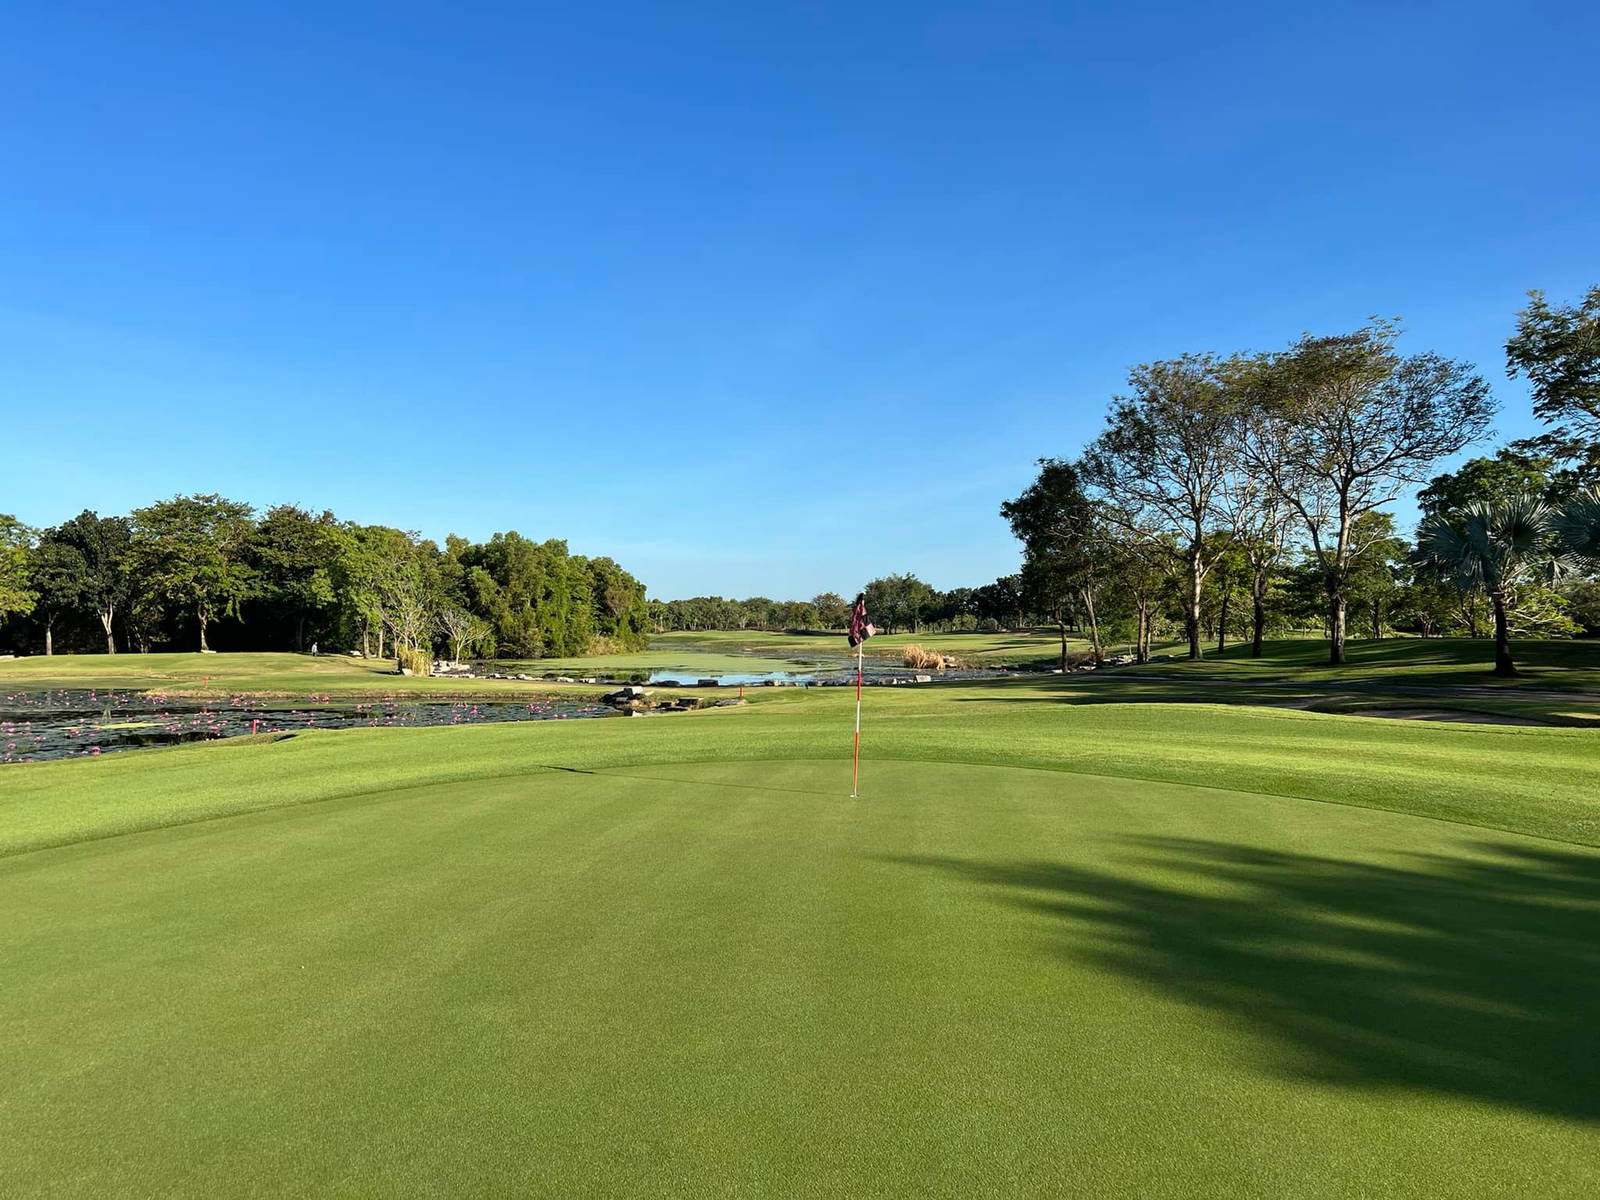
xmin=4 ymin=753 xmax=1597 ymax=1197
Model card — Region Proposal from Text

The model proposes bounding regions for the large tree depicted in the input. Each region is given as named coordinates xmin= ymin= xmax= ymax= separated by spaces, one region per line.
xmin=1507 ymin=286 xmax=1600 ymax=442
xmin=863 ymin=573 xmax=936 ymax=634
xmin=0 ymin=515 xmax=37 ymax=636
xmin=26 ymin=536 xmax=90 ymax=656
xmin=1002 ymin=458 xmax=1108 ymax=669
xmin=132 ymin=494 xmax=258 ymax=652
xmin=1082 ymin=353 xmax=1248 ymax=660
xmin=51 ymin=511 xmax=133 ymax=654
xmin=250 ymin=506 xmax=344 ymax=651
xmin=1242 ymin=323 xmax=1495 ymax=664
xmin=810 ymin=592 xmax=849 ymax=629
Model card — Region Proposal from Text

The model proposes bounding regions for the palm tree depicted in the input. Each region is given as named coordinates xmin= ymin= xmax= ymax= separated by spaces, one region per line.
xmin=1415 ymin=493 xmax=1562 ymax=677
xmin=1553 ymin=489 xmax=1600 ymax=569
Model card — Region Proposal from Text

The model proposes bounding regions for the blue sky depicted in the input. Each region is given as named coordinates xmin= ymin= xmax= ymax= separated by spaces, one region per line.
xmin=3 ymin=2 xmax=1596 ymax=599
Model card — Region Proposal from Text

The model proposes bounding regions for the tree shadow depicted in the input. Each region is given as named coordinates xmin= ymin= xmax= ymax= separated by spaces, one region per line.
xmin=888 ymin=839 xmax=1600 ymax=1121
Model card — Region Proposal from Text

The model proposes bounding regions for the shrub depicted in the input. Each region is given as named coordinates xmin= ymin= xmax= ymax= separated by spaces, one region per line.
xmin=901 ymin=644 xmax=962 ymax=670
xmin=396 ymin=646 xmax=432 ymax=676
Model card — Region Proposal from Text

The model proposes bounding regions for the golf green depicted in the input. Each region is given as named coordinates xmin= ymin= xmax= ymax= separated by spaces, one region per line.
xmin=4 ymin=759 xmax=1595 ymax=1196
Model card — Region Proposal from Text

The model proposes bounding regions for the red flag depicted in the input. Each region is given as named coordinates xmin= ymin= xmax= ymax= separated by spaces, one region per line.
xmin=847 ymin=593 xmax=877 ymax=647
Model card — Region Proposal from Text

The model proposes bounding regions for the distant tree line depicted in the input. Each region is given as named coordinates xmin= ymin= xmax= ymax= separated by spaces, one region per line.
xmin=649 ymin=574 xmax=1050 ymax=637
xmin=0 ymin=496 xmax=650 ymax=661
xmin=1003 ymin=290 xmax=1600 ymax=676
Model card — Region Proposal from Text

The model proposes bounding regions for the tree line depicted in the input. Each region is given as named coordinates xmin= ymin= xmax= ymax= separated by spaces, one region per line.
xmin=0 ymin=496 xmax=651 ymax=662
xmin=649 ymin=575 xmax=1043 ymax=637
xmin=1002 ymin=288 xmax=1600 ymax=675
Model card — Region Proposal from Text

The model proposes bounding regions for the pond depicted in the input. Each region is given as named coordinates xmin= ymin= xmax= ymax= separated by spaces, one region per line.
xmin=639 ymin=664 xmax=1016 ymax=686
xmin=0 ymin=689 xmax=615 ymax=765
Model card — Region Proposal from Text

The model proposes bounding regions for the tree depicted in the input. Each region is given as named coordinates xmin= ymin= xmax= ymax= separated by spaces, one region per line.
xmin=1103 ymin=532 xmax=1168 ymax=663
xmin=1507 ymin=287 xmax=1600 ymax=442
xmin=1392 ymin=573 xmax=1461 ymax=638
xmin=437 ymin=604 xmax=492 ymax=661
xmin=1418 ymin=448 xmax=1558 ymax=517
xmin=333 ymin=525 xmax=408 ymax=657
xmin=1205 ymin=538 xmax=1249 ymax=653
xmin=375 ymin=541 xmax=439 ymax=656
xmin=1243 ymin=323 xmax=1495 ymax=664
xmin=811 ymin=592 xmax=850 ymax=629
xmin=51 ymin=512 xmax=132 ymax=654
xmin=1553 ymin=489 xmax=1600 ymax=568
xmin=132 ymin=495 xmax=258 ymax=652
xmin=1341 ymin=512 xmax=1409 ymax=640
xmin=1235 ymin=488 xmax=1293 ymax=657
xmin=0 ymin=515 xmax=37 ymax=636
xmin=587 ymin=557 xmax=650 ymax=650
xmin=1082 ymin=354 xmax=1248 ymax=660
xmin=973 ymin=575 xmax=1025 ymax=630
xmin=1002 ymin=459 xmax=1108 ymax=669
xmin=1416 ymin=494 xmax=1563 ymax=676
xmin=863 ymin=574 xmax=936 ymax=634
xmin=250 ymin=506 xmax=343 ymax=651
xmin=26 ymin=536 xmax=90 ymax=656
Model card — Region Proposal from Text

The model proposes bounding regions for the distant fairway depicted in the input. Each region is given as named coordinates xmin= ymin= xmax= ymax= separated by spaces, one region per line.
xmin=3 ymin=669 xmax=1599 ymax=1195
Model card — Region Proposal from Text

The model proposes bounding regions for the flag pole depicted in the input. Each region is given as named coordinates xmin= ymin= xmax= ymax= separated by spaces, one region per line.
xmin=851 ymin=639 xmax=863 ymax=798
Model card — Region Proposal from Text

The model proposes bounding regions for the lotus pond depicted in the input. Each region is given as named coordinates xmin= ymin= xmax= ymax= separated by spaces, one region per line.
xmin=0 ymin=689 xmax=614 ymax=764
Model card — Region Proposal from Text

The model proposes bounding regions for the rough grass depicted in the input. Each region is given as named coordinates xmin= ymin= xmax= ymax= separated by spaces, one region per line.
xmin=898 ymin=643 xmax=947 ymax=669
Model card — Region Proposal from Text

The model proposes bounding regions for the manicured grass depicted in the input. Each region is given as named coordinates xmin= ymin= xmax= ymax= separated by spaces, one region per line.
xmin=3 ymin=673 xmax=1597 ymax=1195
xmin=489 ymin=648 xmax=818 ymax=675
xmin=1138 ymin=636 xmax=1600 ymax=692
xmin=652 ymin=627 xmax=1077 ymax=667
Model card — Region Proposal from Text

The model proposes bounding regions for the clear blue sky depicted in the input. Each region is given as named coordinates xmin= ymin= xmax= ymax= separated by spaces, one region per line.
xmin=4 ymin=2 xmax=1595 ymax=599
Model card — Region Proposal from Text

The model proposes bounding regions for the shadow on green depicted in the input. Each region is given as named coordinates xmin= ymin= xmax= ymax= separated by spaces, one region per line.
xmin=887 ymin=838 xmax=1600 ymax=1122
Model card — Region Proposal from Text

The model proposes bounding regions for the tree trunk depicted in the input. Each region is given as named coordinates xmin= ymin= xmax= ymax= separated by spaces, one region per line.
xmin=1216 ymin=590 xmax=1230 ymax=654
xmin=1491 ymin=591 xmax=1517 ymax=676
xmin=44 ymin=618 xmax=54 ymax=657
xmin=100 ymin=606 xmax=117 ymax=655
xmin=1136 ymin=604 xmax=1151 ymax=664
xmin=1327 ymin=588 xmax=1345 ymax=666
xmin=1251 ymin=586 xmax=1265 ymax=658
xmin=296 ymin=615 xmax=305 ymax=653
xmin=1058 ymin=616 xmax=1068 ymax=672
xmin=1081 ymin=588 xmax=1103 ymax=665
xmin=1187 ymin=556 xmax=1204 ymax=660
xmin=198 ymin=610 xmax=210 ymax=653
xmin=1371 ymin=598 xmax=1382 ymax=641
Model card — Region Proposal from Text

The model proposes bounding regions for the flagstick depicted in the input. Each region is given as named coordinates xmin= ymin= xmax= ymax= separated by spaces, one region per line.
xmin=851 ymin=640 xmax=863 ymax=798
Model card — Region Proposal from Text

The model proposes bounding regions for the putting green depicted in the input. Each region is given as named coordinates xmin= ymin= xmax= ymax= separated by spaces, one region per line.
xmin=4 ymin=759 xmax=1595 ymax=1196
